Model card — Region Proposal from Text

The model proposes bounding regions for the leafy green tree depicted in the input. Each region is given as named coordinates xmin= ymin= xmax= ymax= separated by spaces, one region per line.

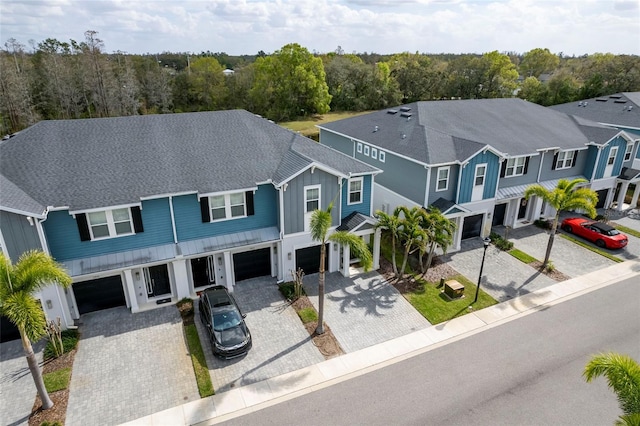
xmin=481 ymin=50 xmax=519 ymax=98
xmin=419 ymin=207 xmax=457 ymax=275
xmin=310 ymin=202 xmax=372 ymax=334
xmin=519 ymin=48 xmax=560 ymax=78
xmin=0 ymin=251 xmax=72 ymax=410
xmin=187 ymin=57 xmax=227 ymax=111
xmin=518 ymin=76 xmax=546 ymax=104
xmin=584 ymin=352 xmax=640 ymax=425
xmin=389 ymin=53 xmax=446 ymax=103
xmin=374 ymin=209 xmax=402 ymax=277
xmin=395 ymin=206 xmax=428 ymax=277
xmin=545 ymin=70 xmax=580 ymax=106
xmin=524 ymin=178 xmax=597 ymax=267
xmin=250 ymin=43 xmax=331 ymax=121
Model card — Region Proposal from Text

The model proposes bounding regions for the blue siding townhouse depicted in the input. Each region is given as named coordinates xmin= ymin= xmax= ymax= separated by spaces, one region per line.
xmin=0 ymin=110 xmax=381 ymax=332
xmin=550 ymin=92 xmax=640 ymax=210
xmin=318 ymin=98 xmax=639 ymax=251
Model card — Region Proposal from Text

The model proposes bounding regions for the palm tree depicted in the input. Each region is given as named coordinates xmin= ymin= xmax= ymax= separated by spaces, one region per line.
xmin=420 ymin=207 xmax=457 ymax=275
xmin=524 ymin=177 xmax=597 ymax=268
xmin=0 ymin=250 xmax=72 ymax=410
xmin=374 ymin=209 xmax=402 ymax=278
xmin=310 ymin=202 xmax=372 ymax=335
xmin=584 ymin=352 xmax=640 ymax=425
xmin=395 ymin=206 xmax=428 ymax=277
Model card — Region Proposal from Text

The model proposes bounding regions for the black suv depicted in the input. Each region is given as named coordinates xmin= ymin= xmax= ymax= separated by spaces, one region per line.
xmin=198 ymin=285 xmax=252 ymax=359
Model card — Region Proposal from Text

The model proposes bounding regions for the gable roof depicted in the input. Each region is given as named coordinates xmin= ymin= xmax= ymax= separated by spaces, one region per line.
xmin=549 ymin=92 xmax=640 ymax=130
xmin=0 ymin=110 xmax=378 ymax=211
xmin=319 ymin=98 xmax=610 ymax=165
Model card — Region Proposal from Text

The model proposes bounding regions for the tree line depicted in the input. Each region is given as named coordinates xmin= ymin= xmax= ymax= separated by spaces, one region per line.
xmin=1 ymin=30 xmax=639 ymax=135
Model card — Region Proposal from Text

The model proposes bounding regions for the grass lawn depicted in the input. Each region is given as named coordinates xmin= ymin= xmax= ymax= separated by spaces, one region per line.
xmin=508 ymin=248 xmax=538 ymax=264
xmin=184 ymin=324 xmax=215 ymax=397
xmin=614 ymin=223 xmax=640 ymax=239
xmin=43 ymin=367 xmax=72 ymax=393
xmin=297 ymin=307 xmax=318 ymax=323
xmin=279 ymin=111 xmax=371 ymax=138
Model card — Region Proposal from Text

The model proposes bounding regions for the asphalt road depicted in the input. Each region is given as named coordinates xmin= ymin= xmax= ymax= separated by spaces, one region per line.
xmin=216 ymin=276 xmax=640 ymax=426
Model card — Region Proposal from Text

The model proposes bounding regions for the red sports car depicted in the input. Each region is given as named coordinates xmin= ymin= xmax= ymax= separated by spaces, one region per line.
xmin=561 ymin=218 xmax=628 ymax=249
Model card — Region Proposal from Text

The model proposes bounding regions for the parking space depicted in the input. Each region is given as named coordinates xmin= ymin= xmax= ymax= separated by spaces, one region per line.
xmin=301 ymin=272 xmax=431 ymax=353
xmin=65 ymin=306 xmax=198 ymax=426
xmin=196 ymin=277 xmax=324 ymax=394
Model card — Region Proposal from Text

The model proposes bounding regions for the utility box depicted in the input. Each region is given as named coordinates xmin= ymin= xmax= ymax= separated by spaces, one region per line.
xmin=444 ymin=280 xmax=464 ymax=299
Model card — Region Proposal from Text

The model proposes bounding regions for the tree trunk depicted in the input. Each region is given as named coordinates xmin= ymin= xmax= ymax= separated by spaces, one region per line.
xmin=543 ymin=213 xmax=560 ymax=267
xmin=21 ymin=331 xmax=53 ymax=410
xmin=390 ymin=236 xmax=398 ymax=277
xmin=315 ymin=243 xmax=326 ymax=335
xmin=399 ymin=244 xmax=410 ymax=277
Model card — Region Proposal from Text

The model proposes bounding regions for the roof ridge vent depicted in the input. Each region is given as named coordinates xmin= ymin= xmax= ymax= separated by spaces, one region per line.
xmin=609 ymin=95 xmax=622 ymax=99
xmin=400 ymin=107 xmax=411 ymax=112
xmin=387 ymin=109 xmax=398 ymax=114
xmin=614 ymin=99 xmax=627 ymax=103
xmin=595 ymin=98 xmax=607 ymax=102
xmin=400 ymin=112 xmax=412 ymax=118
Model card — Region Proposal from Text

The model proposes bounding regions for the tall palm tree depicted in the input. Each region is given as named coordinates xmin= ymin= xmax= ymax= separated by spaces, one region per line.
xmin=584 ymin=352 xmax=640 ymax=425
xmin=310 ymin=202 xmax=372 ymax=335
xmin=524 ymin=177 xmax=597 ymax=267
xmin=395 ymin=206 xmax=428 ymax=277
xmin=0 ymin=250 xmax=72 ymax=410
xmin=420 ymin=207 xmax=457 ymax=275
xmin=374 ymin=209 xmax=401 ymax=278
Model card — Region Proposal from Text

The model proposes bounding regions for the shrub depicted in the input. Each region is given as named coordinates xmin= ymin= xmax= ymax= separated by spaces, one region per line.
xmin=279 ymin=281 xmax=306 ymax=300
xmin=490 ymin=232 xmax=514 ymax=251
xmin=44 ymin=329 xmax=79 ymax=360
xmin=534 ymin=219 xmax=552 ymax=230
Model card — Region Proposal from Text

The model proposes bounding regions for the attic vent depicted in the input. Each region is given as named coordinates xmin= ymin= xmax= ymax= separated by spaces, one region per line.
xmin=387 ymin=109 xmax=398 ymax=114
xmin=401 ymin=134 xmax=407 ymax=139
xmin=609 ymin=95 xmax=622 ymax=99
xmin=628 ymin=106 xmax=634 ymax=111
xmin=578 ymin=101 xmax=583 ymax=106
xmin=400 ymin=107 xmax=411 ymax=112
xmin=614 ymin=99 xmax=627 ymax=104
xmin=596 ymin=98 xmax=607 ymax=102
xmin=373 ymin=125 xmax=379 ymax=132
xmin=400 ymin=112 xmax=412 ymax=118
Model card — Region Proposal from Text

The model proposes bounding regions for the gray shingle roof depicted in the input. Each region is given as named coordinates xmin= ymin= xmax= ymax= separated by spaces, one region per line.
xmin=319 ymin=98 xmax=614 ymax=165
xmin=549 ymin=92 xmax=640 ymax=129
xmin=0 ymin=110 xmax=378 ymax=211
xmin=0 ymin=174 xmax=46 ymax=216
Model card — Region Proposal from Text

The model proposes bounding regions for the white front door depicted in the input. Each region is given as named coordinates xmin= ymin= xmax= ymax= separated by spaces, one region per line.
xmin=471 ymin=164 xmax=486 ymax=202
xmin=604 ymin=146 xmax=618 ymax=177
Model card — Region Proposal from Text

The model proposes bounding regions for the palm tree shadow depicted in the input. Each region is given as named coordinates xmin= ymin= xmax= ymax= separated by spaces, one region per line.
xmin=326 ymin=277 xmax=398 ymax=317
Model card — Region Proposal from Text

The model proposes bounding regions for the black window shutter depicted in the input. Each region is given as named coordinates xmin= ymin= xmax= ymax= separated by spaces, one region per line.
xmin=500 ymin=161 xmax=506 ymax=178
xmin=523 ymin=157 xmax=530 ymax=174
xmin=571 ymin=151 xmax=578 ymax=167
xmin=246 ymin=191 xmax=254 ymax=216
xmin=552 ymin=152 xmax=558 ymax=170
xmin=131 ymin=206 xmax=144 ymax=233
xmin=200 ymin=197 xmax=210 ymax=222
xmin=76 ymin=213 xmax=91 ymax=241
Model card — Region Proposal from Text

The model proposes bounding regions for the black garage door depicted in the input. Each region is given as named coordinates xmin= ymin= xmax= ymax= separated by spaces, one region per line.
xmin=1 ymin=315 xmax=20 ymax=342
xmin=462 ymin=214 xmax=483 ymax=240
xmin=595 ymin=189 xmax=609 ymax=209
xmin=233 ymin=248 xmax=271 ymax=282
xmin=73 ymin=275 xmax=126 ymax=315
xmin=296 ymin=244 xmax=329 ymax=275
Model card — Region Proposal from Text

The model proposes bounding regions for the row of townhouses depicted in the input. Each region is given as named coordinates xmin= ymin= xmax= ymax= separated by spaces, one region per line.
xmin=1 ymin=93 xmax=639 ymax=341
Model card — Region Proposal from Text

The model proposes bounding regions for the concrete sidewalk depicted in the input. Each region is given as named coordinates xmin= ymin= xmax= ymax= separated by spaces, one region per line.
xmin=119 ymin=260 xmax=640 ymax=426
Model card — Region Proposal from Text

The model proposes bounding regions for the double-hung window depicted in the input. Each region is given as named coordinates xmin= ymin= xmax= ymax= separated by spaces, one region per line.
xmin=208 ymin=192 xmax=246 ymax=222
xmin=348 ymin=177 xmax=363 ymax=204
xmin=624 ymin=143 xmax=633 ymax=161
xmin=555 ymin=151 xmax=575 ymax=170
xmin=87 ymin=208 xmax=134 ymax=240
xmin=305 ymin=186 xmax=320 ymax=213
xmin=436 ymin=167 xmax=450 ymax=191
xmin=505 ymin=157 xmax=526 ymax=177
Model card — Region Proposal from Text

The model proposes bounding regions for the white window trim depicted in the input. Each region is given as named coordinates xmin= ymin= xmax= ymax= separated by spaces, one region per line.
xmin=371 ymin=148 xmax=377 ymax=159
xmin=555 ymin=150 xmax=575 ymax=170
xmin=87 ymin=208 xmax=134 ymax=241
xmin=474 ymin=164 xmax=486 ymax=186
xmin=607 ymin=146 xmax=618 ymax=166
xmin=304 ymin=184 xmax=321 ymax=213
xmin=357 ymin=142 xmax=363 ymax=153
xmin=505 ymin=157 xmax=526 ymax=177
xmin=379 ymin=151 xmax=386 ymax=163
xmin=208 ymin=192 xmax=247 ymax=222
xmin=624 ymin=143 xmax=633 ymax=161
xmin=347 ymin=177 xmax=364 ymax=205
xmin=364 ymin=145 xmax=370 ymax=156
xmin=436 ymin=166 xmax=450 ymax=192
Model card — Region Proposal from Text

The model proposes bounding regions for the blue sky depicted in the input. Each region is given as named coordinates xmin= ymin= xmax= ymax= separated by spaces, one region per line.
xmin=1 ymin=0 xmax=638 ymax=55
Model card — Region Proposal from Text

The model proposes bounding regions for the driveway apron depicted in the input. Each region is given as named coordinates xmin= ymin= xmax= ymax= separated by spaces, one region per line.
xmin=0 ymin=339 xmax=44 ymax=426
xmin=196 ymin=277 xmax=324 ymax=394
xmin=65 ymin=306 xmax=198 ymax=426
xmin=302 ymin=272 xmax=431 ymax=353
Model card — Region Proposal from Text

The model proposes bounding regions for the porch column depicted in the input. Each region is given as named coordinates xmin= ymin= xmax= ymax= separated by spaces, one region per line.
xmin=223 ymin=251 xmax=233 ymax=291
xmin=373 ymin=228 xmax=381 ymax=270
xmin=123 ymin=269 xmax=139 ymax=313
xmin=630 ymin=183 xmax=640 ymax=209
xmin=171 ymin=258 xmax=191 ymax=300
xmin=616 ymin=182 xmax=630 ymax=211
xmin=341 ymin=244 xmax=351 ymax=278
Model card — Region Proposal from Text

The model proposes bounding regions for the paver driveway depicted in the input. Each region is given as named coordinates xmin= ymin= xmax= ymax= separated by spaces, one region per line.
xmin=196 ymin=277 xmax=324 ymax=394
xmin=65 ymin=306 xmax=198 ymax=426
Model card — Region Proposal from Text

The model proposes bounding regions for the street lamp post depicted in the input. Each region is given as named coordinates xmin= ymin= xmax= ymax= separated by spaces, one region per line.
xmin=473 ymin=237 xmax=491 ymax=305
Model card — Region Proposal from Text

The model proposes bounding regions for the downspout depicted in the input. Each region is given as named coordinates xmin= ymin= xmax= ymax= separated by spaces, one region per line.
xmin=424 ymin=165 xmax=431 ymax=207
xmin=537 ymin=151 xmax=545 ymax=183
xmin=591 ymin=146 xmax=603 ymax=182
xmin=456 ymin=163 xmax=464 ymax=205
xmin=169 ymin=196 xmax=178 ymax=244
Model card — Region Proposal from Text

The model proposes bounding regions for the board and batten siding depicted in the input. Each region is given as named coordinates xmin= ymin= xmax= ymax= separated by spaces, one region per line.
xmin=458 ymin=151 xmax=500 ymax=204
xmin=595 ymin=136 xmax=627 ymax=179
xmin=427 ymin=164 xmax=459 ymax=207
xmin=0 ymin=211 xmax=43 ymax=262
xmin=341 ymin=175 xmax=373 ymax=219
xmin=173 ymin=184 xmax=278 ymax=242
xmin=283 ymin=168 xmax=340 ymax=234
xmin=43 ymin=198 xmax=174 ymax=262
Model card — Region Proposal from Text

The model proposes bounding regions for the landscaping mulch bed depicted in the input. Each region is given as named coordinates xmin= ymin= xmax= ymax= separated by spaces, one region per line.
xmin=529 ymin=261 xmax=571 ymax=282
xmin=28 ymin=348 xmax=77 ymax=426
xmin=290 ymin=295 xmax=344 ymax=359
xmin=379 ymin=256 xmax=458 ymax=294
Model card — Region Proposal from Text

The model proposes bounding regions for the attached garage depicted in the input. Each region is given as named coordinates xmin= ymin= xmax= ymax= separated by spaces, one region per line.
xmin=73 ymin=275 xmax=126 ymax=315
xmin=462 ymin=214 xmax=483 ymax=240
xmin=295 ymin=244 xmax=329 ymax=275
xmin=1 ymin=315 xmax=20 ymax=342
xmin=233 ymin=247 xmax=271 ymax=282
xmin=595 ymin=189 xmax=609 ymax=209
